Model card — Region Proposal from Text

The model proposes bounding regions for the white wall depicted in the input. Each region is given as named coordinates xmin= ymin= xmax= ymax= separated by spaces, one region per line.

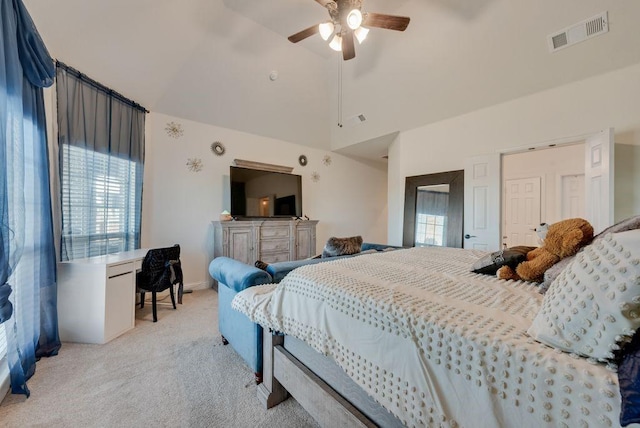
xmin=142 ymin=113 xmax=388 ymax=289
xmin=388 ymin=63 xmax=640 ymax=245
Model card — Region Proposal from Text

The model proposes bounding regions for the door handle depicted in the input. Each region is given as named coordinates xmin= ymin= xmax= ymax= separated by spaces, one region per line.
xmin=464 ymin=234 xmax=477 ymax=239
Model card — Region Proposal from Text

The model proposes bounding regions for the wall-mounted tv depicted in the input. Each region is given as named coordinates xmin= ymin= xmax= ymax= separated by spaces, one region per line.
xmin=230 ymin=166 xmax=302 ymax=218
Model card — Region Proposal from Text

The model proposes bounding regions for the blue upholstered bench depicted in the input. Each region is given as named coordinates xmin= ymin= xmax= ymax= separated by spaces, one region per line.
xmin=208 ymin=243 xmax=401 ymax=383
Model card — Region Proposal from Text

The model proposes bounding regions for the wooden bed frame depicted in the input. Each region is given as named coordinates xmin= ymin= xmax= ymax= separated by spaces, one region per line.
xmin=257 ymin=330 xmax=377 ymax=428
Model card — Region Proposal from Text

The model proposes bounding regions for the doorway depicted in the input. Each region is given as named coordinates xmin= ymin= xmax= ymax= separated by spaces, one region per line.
xmin=501 ymin=143 xmax=584 ymax=247
xmin=464 ymin=128 xmax=614 ymax=251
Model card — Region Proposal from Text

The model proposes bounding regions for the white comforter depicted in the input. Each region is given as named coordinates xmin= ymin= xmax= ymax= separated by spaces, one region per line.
xmin=233 ymin=247 xmax=624 ymax=428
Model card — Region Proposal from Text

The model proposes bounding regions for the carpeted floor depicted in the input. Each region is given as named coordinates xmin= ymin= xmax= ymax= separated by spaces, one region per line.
xmin=0 ymin=288 xmax=318 ymax=428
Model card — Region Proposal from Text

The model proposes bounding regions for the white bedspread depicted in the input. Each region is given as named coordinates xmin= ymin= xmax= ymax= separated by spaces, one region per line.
xmin=233 ymin=247 xmax=625 ymax=428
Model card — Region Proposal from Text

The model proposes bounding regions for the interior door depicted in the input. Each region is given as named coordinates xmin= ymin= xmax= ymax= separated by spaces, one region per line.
xmin=503 ymin=177 xmax=541 ymax=247
xmin=584 ymin=128 xmax=614 ymax=234
xmin=560 ymin=174 xmax=585 ymax=219
xmin=464 ymin=154 xmax=501 ymax=251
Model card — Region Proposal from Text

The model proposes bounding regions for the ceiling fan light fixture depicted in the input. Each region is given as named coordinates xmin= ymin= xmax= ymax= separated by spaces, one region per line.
xmin=318 ymin=22 xmax=334 ymax=41
xmin=329 ymin=34 xmax=342 ymax=51
xmin=346 ymin=9 xmax=363 ymax=30
xmin=354 ymin=26 xmax=369 ymax=44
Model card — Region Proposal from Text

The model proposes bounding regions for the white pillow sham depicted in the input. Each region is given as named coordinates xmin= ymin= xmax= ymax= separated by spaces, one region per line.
xmin=527 ymin=229 xmax=640 ymax=361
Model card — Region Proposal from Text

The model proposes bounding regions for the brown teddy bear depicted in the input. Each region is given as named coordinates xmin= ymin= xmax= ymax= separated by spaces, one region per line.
xmin=497 ymin=218 xmax=594 ymax=282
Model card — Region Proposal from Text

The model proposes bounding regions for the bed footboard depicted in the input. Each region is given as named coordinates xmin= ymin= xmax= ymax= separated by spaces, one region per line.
xmin=257 ymin=331 xmax=288 ymax=409
xmin=259 ymin=330 xmax=375 ymax=428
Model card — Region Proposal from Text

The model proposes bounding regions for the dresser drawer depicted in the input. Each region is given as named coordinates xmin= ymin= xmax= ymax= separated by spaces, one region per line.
xmin=107 ymin=262 xmax=134 ymax=279
xmin=260 ymin=238 xmax=290 ymax=253
xmin=260 ymin=252 xmax=290 ymax=264
xmin=260 ymin=227 xmax=290 ymax=239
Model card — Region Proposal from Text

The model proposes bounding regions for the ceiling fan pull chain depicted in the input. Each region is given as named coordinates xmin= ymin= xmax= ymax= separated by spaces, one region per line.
xmin=338 ymin=56 xmax=343 ymax=128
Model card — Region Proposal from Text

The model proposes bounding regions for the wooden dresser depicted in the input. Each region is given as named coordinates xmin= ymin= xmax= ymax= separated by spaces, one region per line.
xmin=212 ymin=219 xmax=318 ymax=265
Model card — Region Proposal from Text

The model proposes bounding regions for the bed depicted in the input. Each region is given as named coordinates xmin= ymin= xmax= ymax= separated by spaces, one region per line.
xmin=233 ymin=230 xmax=640 ymax=427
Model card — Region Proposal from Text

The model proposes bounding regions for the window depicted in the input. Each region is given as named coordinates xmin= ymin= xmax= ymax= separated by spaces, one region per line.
xmin=415 ymin=214 xmax=447 ymax=247
xmin=60 ymin=145 xmax=139 ymax=260
xmin=56 ymin=62 xmax=145 ymax=261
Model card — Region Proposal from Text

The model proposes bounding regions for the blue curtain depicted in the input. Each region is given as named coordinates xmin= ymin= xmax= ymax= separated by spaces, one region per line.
xmin=1 ymin=0 xmax=60 ymax=396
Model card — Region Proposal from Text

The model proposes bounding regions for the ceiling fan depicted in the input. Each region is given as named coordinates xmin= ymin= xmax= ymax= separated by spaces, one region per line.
xmin=288 ymin=0 xmax=410 ymax=61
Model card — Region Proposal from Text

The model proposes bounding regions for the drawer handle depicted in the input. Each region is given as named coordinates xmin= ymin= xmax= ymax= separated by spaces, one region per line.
xmin=108 ymin=271 xmax=132 ymax=279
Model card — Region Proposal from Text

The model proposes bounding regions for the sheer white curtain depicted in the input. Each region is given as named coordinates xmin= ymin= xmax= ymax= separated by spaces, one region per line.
xmin=1 ymin=0 xmax=60 ymax=397
xmin=0 ymin=323 xmax=6 ymax=386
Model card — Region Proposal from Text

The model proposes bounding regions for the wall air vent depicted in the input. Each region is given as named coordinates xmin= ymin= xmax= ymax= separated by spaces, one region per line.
xmin=548 ymin=11 xmax=608 ymax=53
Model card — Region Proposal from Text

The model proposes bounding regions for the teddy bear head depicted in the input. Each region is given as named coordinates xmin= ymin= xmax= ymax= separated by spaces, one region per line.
xmin=542 ymin=217 xmax=594 ymax=258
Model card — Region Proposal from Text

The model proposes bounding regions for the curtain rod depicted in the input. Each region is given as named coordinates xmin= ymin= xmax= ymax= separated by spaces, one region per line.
xmin=55 ymin=60 xmax=149 ymax=113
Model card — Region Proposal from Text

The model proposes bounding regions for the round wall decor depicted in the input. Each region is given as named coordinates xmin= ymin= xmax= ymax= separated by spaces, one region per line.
xmin=165 ymin=121 xmax=184 ymax=139
xmin=186 ymin=158 xmax=203 ymax=172
xmin=211 ymin=141 xmax=226 ymax=156
xmin=298 ymin=155 xmax=308 ymax=166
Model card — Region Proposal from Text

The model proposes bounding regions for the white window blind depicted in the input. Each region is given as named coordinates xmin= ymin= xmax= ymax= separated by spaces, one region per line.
xmin=61 ymin=145 xmax=138 ymax=260
xmin=415 ymin=214 xmax=447 ymax=247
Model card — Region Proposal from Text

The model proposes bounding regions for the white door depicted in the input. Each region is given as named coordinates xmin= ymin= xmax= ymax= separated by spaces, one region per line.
xmin=464 ymin=154 xmax=501 ymax=251
xmin=560 ymin=174 xmax=586 ymax=219
xmin=503 ymin=177 xmax=541 ymax=247
xmin=584 ymin=128 xmax=614 ymax=234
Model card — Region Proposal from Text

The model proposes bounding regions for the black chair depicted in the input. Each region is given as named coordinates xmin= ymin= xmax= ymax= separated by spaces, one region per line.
xmin=136 ymin=244 xmax=183 ymax=322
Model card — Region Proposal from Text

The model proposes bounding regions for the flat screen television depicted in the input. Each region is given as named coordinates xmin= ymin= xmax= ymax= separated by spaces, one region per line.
xmin=230 ymin=166 xmax=302 ymax=218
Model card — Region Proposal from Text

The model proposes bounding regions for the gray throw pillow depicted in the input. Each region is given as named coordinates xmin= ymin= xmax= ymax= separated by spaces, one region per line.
xmin=471 ymin=246 xmax=535 ymax=276
xmin=321 ymin=236 xmax=363 ymax=258
xmin=594 ymin=214 xmax=640 ymax=239
xmin=539 ymin=255 xmax=574 ymax=294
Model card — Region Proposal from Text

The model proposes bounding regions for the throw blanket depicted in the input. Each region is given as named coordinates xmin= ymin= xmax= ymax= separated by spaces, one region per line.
xmin=233 ymin=247 xmax=624 ymax=427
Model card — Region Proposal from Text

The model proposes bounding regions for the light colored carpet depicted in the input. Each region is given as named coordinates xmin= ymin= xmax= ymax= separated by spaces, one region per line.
xmin=0 ymin=288 xmax=318 ymax=428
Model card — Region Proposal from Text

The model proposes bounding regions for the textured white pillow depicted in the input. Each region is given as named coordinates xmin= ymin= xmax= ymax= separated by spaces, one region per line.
xmin=527 ymin=229 xmax=640 ymax=361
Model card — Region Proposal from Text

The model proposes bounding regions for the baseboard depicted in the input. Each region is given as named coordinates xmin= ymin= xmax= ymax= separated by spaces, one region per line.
xmin=139 ymin=281 xmax=211 ymax=303
xmin=184 ymin=281 xmax=211 ymax=291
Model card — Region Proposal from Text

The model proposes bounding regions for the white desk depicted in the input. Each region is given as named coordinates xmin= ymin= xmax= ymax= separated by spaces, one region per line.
xmin=57 ymin=249 xmax=148 ymax=344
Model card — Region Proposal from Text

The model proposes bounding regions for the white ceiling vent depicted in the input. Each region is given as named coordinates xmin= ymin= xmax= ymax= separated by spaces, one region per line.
xmin=345 ymin=113 xmax=367 ymax=126
xmin=548 ymin=12 xmax=608 ymax=53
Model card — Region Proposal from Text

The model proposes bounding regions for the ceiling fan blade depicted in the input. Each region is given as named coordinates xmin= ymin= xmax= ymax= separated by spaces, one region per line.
xmin=288 ymin=24 xmax=320 ymax=43
xmin=315 ymin=0 xmax=335 ymax=7
xmin=363 ymin=13 xmax=410 ymax=31
xmin=342 ymin=30 xmax=355 ymax=60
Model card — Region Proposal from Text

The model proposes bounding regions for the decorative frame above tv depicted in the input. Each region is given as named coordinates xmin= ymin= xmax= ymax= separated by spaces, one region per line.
xmin=233 ymin=159 xmax=293 ymax=174
xmin=230 ymin=164 xmax=302 ymax=218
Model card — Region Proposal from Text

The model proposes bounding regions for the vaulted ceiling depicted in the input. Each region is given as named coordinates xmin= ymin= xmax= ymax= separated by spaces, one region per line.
xmin=24 ymin=0 xmax=640 ymax=160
